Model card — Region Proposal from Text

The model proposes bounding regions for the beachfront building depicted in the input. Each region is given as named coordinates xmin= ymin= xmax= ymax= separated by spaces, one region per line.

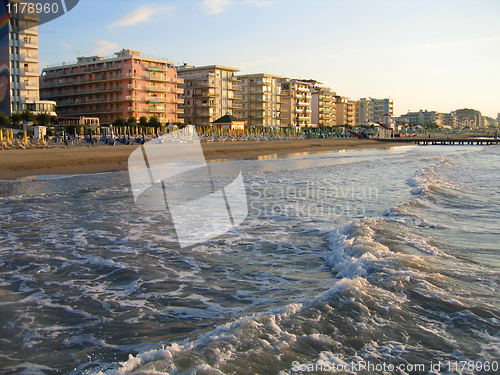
xmin=482 ymin=116 xmax=497 ymax=128
xmin=1 ymin=1 xmax=56 ymax=116
xmin=235 ymin=73 xmax=282 ymax=127
xmin=39 ymin=49 xmax=183 ymax=125
xmin=397 ymin=110 xmax=440 ymax=125
xmin=334 ymin=95 xmax=356 ymax=127
xmin=443 ymin=113 xmax=454 ymax=128
xmin=355 ymin=97 xmax=393 ymax=125
xmin=355 ymin=98 xmax=373 ymax=125
xmin=279 ymin=79 xmax=312 ymax=127
xmin=176 ymin=64 xmax=240 ymax=127
xmin=452 ymin=108 xmax=482 ymax=129
xmin=308 ymin=81 xmax=336 ymax=127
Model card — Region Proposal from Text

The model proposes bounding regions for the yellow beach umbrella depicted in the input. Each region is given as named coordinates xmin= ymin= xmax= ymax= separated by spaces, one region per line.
xmin=0 ymin=129 xmax=3 ymax=142
xmin=23 ymin=130 xmax=28 ymax=143
xmin=10 ymin=129 xmax=13 ymax=141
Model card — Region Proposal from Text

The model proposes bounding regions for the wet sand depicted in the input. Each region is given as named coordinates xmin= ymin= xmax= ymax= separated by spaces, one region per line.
xmin=0 ymin=138 xmax=400 ymax=180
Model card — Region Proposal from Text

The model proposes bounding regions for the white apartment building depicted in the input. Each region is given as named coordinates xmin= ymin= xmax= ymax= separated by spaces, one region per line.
xmin=308 ymin=81 xmax=336 ymax=127
xmin=279 ymin=79 xmax=312 ymax=127
xmin=177 ymin=64 xmax=241 ymax=127
xmin=355 ymin=97 xmax=393 ymax=125
xmin=235 ymin=73 xmax=282 ymax=127
xmin=334 ymin=96 xmax=356 ymax=126
xmin=6 ymin=1 xmax=56 ymax=116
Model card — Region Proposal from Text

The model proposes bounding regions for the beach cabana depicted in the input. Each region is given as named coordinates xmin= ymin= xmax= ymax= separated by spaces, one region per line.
xmin=211 ymin=115 xmax=246 ymax=135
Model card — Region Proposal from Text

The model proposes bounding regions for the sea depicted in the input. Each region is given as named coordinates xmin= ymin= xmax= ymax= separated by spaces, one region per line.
xmin=0 ymin=144 xmax=499 ymax=375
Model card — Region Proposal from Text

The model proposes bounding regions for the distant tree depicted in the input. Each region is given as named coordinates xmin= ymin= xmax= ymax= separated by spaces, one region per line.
xmin=35 ymin=113 xmax=52 ymax=127
xmin=112 ymin=116 xmax=126 ymax=126
xmin=20 ymin=109 xmax=35 ymax=123
xmin=139 ymin=116 xmax=148 ymax=127
xmin=127 ymin=116 xmax=137 ymax=126
xmin=10 ymin=112 xmax=22 ymax=127
xmin=0 ymin=113 xmax=8 ymax=126
xmin=148 ymin=116 xmax=160 ymax=128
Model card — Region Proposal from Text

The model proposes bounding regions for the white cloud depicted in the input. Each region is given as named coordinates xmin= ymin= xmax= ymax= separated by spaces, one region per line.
xmin=242 ymin=0 xmax=272 ymax=7
xmin=59 ymin=43 xmax=70 ymax=49
xmin=202 ymin=0 xmax=232 ymax=14
xmin=92 ymin=40 xmax=118 ymax=55
xmin=108 ymin=6 xmax=169 ymax=28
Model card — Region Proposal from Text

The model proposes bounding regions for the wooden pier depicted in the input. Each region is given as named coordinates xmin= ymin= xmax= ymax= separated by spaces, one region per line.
xmin=378 ymin=137 xmax=500 ymax=146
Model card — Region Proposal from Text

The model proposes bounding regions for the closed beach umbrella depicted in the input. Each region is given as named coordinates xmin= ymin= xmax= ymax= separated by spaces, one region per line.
xmin=0 ymin=129 xmax=3 ymax=142
xmin=23 ymin=130 xmax=28 ymax=143
xmin=10 ymin=129 xmax=13 ymax=141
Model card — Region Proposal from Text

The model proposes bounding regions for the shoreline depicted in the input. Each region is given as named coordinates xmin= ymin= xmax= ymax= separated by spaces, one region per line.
xmin=1 ymin=138 xmax=402 ymax=180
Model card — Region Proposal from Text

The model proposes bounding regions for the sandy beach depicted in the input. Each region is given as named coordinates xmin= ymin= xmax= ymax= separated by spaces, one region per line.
xmin=0 ymin=138 xmax=400 ymax=180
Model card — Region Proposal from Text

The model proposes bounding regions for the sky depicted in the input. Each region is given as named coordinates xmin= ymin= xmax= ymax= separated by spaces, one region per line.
xmin=38 ymin=0 xmax=500 ymax=118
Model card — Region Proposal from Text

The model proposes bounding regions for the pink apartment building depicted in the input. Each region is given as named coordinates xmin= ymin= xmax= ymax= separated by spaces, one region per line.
xmin=39 ymin=49 xmax=184 ymax=125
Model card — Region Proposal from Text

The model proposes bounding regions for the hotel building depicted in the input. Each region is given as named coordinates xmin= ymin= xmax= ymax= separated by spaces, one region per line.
xmin=334 ymin=96 xmax=356 ymax=126
xmin=308 ymin=81 xmax=336 ymax=127
xmin=1 ymin=1 xmax=56 ymax=116
xmin=176 ymin=64 xmax=240 ymax=127
xmin=279 ymin=79 xmax=312 ymax=127
xmin=452 ymin=108 xmax=482 ymax=129
xmin=355 ymin=97 xmax=393 ymax=125
xmin=40 ymin=49 xmax=183 ymax=125
xmin=235 ymin=73 xmax=282 ymax=127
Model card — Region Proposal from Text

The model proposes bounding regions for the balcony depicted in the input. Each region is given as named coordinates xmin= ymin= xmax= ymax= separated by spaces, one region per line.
xmin=20 ymin=68 xmax=38 ymax=76
xmin=125 ymin=73 xmax=140 ymax=79
xmin=297 ymin=101 xmax=310 ymax=107
xmin=249 ymin=80 xmax=270 ymax=85
xmin=20 ymin=27 xmax=37 ymax=36
xmin=192 ymin=90 xmax=218 ymax=98
xmin=186 ymin=80 xmax=215 ymax=88
xmin=146 ymin=96 xmax=167 ymax=103
xmin=148 ymin=107 xmax=165 ymax=112
xmin=41 ymin=86 xmax=123 ymax=98
xmin=297 ymin=87 xmax=309 ymax=93
xmin=179 ymin=72 xmax=215 ymax=81
xmin=145 ymin=64 xmax=168 ymax=72
xmin=22 ymin=96 xmax=38 ymax=101
xmin=19 ymin=40 xmax=38 ymax=49
xmin=20 ymin=82 xmax=38 ymax=90
xmin=20 ymin=54 xmax=38 ymax=62
xmin=126 ymin=95 xmax=140 ymax=101
xmin=176 ymin=88 xmax=184 ymax=94
xmin=57 ymin=97 xmax=122 ymax=106
xmin=146 ymin=73 xmax=167 ymax=82
xmin=127 ymin=84 xmax=142 ymax=90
